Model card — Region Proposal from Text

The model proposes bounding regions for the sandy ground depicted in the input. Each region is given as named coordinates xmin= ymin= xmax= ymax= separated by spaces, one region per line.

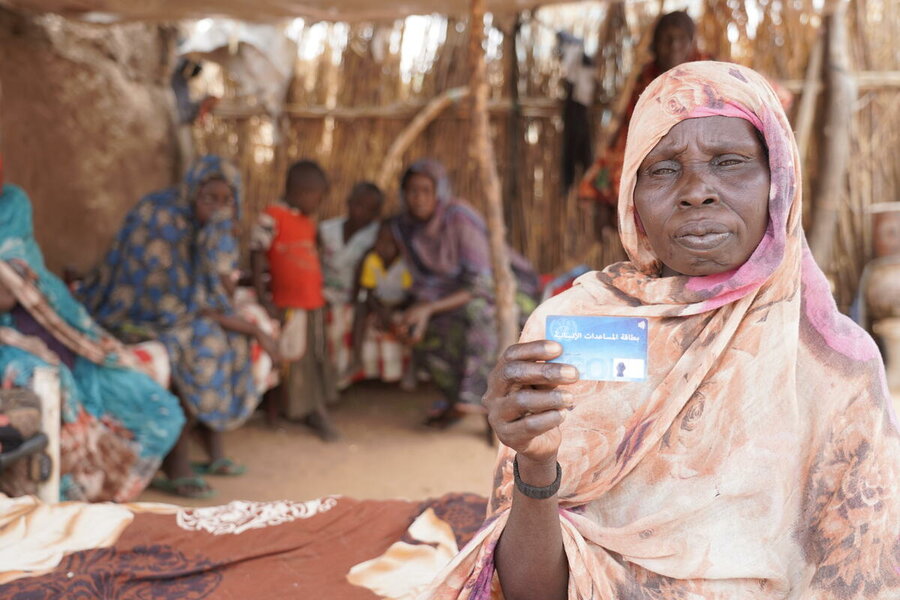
xmin=137 ymin=381 xmax=900 ymax=509
xmin=138 ymin=382 xmax=499 ymax=507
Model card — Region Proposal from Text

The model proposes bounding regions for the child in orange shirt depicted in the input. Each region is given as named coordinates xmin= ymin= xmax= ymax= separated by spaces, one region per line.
xmin=250 ymin=160 xmax=339 ymax=441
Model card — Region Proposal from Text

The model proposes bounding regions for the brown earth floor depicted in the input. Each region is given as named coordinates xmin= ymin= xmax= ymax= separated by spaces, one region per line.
xmin=137 ymin=383 xmax=900 ymax=509
xmin=138 ymin=381 xmax=498 ymax=507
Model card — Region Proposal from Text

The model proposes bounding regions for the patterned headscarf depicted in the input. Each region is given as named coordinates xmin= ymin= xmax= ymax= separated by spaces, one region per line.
xmin=78 ymin=155 xmax=242 ymax=334
xmin=425 ymin=62 xmax=898 ymax=599
xmin=182 ymin=154 xmax=243 ymax=222
xmin=393 ymin=159 xmax=494 ymax=302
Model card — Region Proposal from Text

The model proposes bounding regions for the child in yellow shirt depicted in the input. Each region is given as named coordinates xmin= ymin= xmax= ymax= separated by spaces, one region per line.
xmin=349 ymin=221 xmax=412 ymax=383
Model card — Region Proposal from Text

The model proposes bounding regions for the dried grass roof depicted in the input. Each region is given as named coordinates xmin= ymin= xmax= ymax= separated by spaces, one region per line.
xmin=2 ymin=0 xmax=575 ymax=22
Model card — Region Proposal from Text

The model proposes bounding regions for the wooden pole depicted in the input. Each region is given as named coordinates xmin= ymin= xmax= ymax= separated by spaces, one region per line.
xmin=794 ymin=30 xmax=824 ymax=228
xmin=809 ymin=1 xmax=857 ymax=268
xmin=470 ymin=0 xmax=519 ymax=351
xmin=504 ymin=15 xmax=524 ymax=252
xmin=794 ymin=31 xmax=824 ymax=168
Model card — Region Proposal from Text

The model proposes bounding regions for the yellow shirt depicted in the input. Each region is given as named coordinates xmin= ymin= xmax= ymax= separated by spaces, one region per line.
xmin=359 ymin=252 xmax=412 ymax=306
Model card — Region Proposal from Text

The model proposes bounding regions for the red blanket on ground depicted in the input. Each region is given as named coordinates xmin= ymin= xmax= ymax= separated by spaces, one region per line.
xmin=0 ymin=493 xmax=488 ymax=599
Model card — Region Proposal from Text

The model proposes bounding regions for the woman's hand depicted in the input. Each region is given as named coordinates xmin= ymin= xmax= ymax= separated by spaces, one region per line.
xmin=400 ymin=303 xmax=433 ymax=344
xmin=486 ymin=340 xmax=578 ymax=465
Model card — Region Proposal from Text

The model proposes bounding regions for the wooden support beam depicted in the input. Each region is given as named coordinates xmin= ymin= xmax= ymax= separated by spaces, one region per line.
xmin=212 ymin=95 xmax=586 ymax=121
xmin=809 ymin=1 xmax=857 ymax=268
xmin=504 ymin=15 xmax=525 ymax=252
xmin=779 ymin=70 xmax=900 ymax=94
xmin=470 ymin=0 xmax=518 ymax=351
xmin=794 ymin=32 xmax=824 ymax=168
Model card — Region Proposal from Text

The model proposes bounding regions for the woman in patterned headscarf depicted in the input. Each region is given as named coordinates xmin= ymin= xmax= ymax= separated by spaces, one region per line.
xmin=79 ymin=156 xmax=278 ymax=498
xmin=0 ymin=183 xmax=184 ymax=502
xmin=426 ymin=62 xmax=898 ymax=599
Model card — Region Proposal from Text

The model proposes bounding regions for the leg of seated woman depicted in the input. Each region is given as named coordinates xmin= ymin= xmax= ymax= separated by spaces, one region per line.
xmin=417 ymin=310 xmax=464 ymax=425
xmin=162 ymin=422 xmax=203 ymax=491
xmin=418 ymin=299 xmax=497 ymax=425
xmin=199 ymin=425 xmax=225 ymax=463
xmin=195 ymin=425 xmax=246 ymax=475
xmin=163 ymin=317 xmax=260 ymax=430
xmin=456 ymin=298 xmax=498 ymax=409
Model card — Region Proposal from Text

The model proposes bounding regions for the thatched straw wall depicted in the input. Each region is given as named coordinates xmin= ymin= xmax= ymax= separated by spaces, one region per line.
xmin=0 ymin=1 xmax=895 ymax=312
xmin=190 ymin=0 xmax=898 ymax=311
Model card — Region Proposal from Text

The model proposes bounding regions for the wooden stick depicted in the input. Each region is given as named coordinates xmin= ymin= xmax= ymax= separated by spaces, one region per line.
xmin=374 ymin=86 xmax=470 ymax=190
xmin=795 ymin=31 xmax=824 ymax=168
xmin=809 ymin=1 xmax=857 ymax=268
xmin=505 ymin=15 xmax=525 ymax=251
xmin=470 ymin=0 xmax=518 ymax=351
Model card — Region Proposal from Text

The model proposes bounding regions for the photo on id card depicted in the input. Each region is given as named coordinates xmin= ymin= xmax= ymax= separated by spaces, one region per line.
xmin=546 ymin=315 xmax=648 ymax=382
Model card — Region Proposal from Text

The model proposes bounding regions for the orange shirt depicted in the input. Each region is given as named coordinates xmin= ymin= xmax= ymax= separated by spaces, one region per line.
xmin=254 ymin=204 xmax=324 ymax=310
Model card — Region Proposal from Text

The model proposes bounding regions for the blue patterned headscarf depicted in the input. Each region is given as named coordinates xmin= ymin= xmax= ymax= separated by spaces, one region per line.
xmin=181 ymin=154 xmax=243 ymax=221
xmin=78 ymin=155 xmax=243 ymax=336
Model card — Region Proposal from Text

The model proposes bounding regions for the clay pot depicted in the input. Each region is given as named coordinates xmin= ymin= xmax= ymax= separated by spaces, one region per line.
xmin=870 ymin=202 xmax=900 ymax=258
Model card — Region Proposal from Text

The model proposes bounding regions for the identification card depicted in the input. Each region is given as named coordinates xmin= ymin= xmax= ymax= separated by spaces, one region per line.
xmin=546 ymin=315 xmax=648 ymax=382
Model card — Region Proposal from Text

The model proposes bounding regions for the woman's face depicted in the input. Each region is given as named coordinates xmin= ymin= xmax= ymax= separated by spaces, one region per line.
xmin=404 ymin=174 xmax=439 ymax=223
xmin=194 ymin=179 xmax=235 ymax=225
xmin=633 ymin=116 xmax=770 ymax=277
xmin=654 ymin=25 xmax=693 ymax=72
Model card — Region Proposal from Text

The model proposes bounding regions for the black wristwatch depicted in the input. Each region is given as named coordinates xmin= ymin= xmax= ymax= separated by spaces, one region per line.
xmin=513 ymin=456 xmax=562 ymax=500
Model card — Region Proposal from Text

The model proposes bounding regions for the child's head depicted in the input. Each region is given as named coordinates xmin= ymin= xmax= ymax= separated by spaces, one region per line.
xmin=285 ymin=160 xmax=329 ymax=216
xmin=373 ymin=221 xmax=400 ymax=265
xmin=347 ymin=182 xmax=384 ymax=230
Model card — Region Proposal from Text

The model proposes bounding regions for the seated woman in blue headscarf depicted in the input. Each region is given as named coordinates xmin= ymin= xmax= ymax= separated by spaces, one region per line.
xmin=0 ymin=183 xmax=184 ymax=502
xmin=78 ymin=155 xmax=279 ymax=499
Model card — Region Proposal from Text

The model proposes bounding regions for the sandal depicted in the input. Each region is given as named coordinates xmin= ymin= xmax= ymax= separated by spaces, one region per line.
xmin=191 ymin=457 xmax=247 ymax=477
xmin=150 ymin=476 xmax=216 ymax=499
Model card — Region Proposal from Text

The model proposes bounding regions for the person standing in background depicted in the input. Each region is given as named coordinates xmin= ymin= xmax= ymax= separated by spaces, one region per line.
xmin=251 ymin=160 xmax=340 ymax=442
xmin=579 ymin=11 xmax=706 ymax=238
